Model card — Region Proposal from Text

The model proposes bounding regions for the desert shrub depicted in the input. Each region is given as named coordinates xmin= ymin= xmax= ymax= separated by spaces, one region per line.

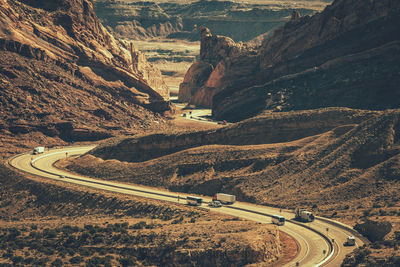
xmin=69 ymin=256 xmax=83 ymax=264
xmin=355 ymin=247 xmax=371 ymax=263
xmin=51 ymin=259 xmax=63 ymax=267
xmin=394 ymin=231 xmax=400 ymax=241
xmin=379 ymin=209 xmax=387 ymax=216
xmin=354 ymin=220 xmax=392 ymax=242
xmin=86 ymin=256 xmax=111 ymax=266
xmin=11 ymin=256 xmax=24 ymax=264
xmin=119 ymin=256 xmax=137 ymax=267
xmin=372 ymin=202 xmax=381 ymax=208
xmin=190 ymin=218 xmax=196 ymax=223
xmin=171 ymin=216 xmax=184 ymax=224
xmin=43 ymin=228 xmax=57 ymax=239
xmin=92 ymin=234 xmax=105 ymax=244
xmin=363 ymin=209 xmax=372 ymax=217
xmin=23 ymin=257 xmax=34 ymax=264
xmin=132 ymin=221 xmax=147 ymax=229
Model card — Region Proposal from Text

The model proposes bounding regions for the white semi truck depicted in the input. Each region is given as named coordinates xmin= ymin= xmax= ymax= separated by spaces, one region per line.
xmin=295 ymin=208 xmax=315 ymax=222
xmin=33 ymin=146 xmax=45 ymax=155
xmin=214 ymin=193 xmax=236 ymax=204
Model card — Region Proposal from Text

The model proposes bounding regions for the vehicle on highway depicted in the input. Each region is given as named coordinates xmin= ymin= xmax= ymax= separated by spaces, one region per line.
xmin=33 ymin=146 xmax=45 ymax=155
xmin=59 ymin=175 xmax=66 ymax=178
xmin=217 ymin=120 xmax=227 ymax=125
xmin=213 ymin=193 xmax=236 ymax=204
xmin=295 ymin=208 xmax=315 ymax=222
xmin=344 ymin=236 xmax=356 ymax=246
xmin=208 ymin=200 xmax=222 ymax=208
xmin=272 ymin=215 xmax=285 ymax=226
xmin=186 ymin=196 xmax=202 ymax=206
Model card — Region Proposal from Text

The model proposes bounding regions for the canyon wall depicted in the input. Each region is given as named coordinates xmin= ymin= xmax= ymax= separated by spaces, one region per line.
xmin=0 ymin=0 xmax=173 ymax=142
xmin=94 ymin=0 xmax=322 ymax=42
xmin=179 ymin=0 xmax=400 ymax=121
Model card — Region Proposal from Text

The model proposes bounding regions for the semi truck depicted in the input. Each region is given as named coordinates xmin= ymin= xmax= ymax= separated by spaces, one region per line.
xmin=295 ymin=208 xmax=315 ymax=222
xmin=186 ymin=196 xmax=202 ymax=206
xmin=213 ymin=193 xmax=236 ymax=204
xmin=33 ymin=146 xmax=45 ymax=155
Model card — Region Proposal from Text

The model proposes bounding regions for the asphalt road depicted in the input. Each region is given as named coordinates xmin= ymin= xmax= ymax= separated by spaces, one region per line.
xmin=9 ymin=145 xmax=366 ymax=267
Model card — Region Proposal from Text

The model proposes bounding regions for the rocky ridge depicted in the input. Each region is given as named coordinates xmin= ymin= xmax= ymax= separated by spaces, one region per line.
xmin=179 ymin=0 xmax=400 ymax=121
xmin=0 ymin=0 xmax=174 ymax=142
xmin=94 ymin=0 xmax=323 ymax=41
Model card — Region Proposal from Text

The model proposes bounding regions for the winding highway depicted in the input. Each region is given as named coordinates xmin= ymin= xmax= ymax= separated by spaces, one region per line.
xmin=9 ymin=145 xmax=367 ymax=266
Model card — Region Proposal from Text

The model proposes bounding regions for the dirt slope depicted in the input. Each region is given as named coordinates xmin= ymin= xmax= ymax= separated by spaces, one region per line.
xmin=0 ymin=0 xmax=173 ymax=145
xmin=0 ymin=164 xmax=285 ymax=266
xmin=62 ymin=108 xmax=399 ymax=210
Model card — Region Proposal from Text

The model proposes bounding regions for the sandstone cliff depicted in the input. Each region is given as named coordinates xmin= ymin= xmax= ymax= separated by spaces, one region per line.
xmin=178 ymin=26 xmax=254 ymax=106
xmin=94 ymin=0 xmax=322 ymax=41
xmin=0 ymin=0 xmax=173 ymax=142
xmin=180 ymin=0 xmax=400 ymax=121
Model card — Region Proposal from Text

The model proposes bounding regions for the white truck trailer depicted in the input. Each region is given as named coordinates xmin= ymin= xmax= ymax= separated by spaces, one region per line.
xmin=33 ymin=146 xmax=45 ymax=155
xmin=214 ymin=193 xmax=236 ymax=204
xmin=295 ymin=208 xmax=315 ymax=222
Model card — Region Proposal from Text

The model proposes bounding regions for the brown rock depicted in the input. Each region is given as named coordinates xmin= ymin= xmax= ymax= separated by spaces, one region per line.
xmin=178 ymin=62 xmax=213 ymax=102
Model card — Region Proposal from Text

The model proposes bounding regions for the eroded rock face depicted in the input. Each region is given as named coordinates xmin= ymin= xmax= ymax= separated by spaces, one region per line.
xmin=181 ymin=0 xmax=400 ymax=121
xmin=178 ymin=26 xmax=253 ymax=107
xmin=0 ymin=0 xmax=170 ymax=104
xmin=178 ymin=61 xmax=213 ymax=102
xmin=0 ymin=0 xmax=173 ymax=141
xmin=211 ymin=0 xmax=400 ymax=121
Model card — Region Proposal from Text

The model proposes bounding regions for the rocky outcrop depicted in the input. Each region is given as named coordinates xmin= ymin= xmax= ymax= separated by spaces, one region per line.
xmin=0 ymin=0 xmax=174 ymax=141
xmin=214 ymin=0 xmax=400 ymax=121
xmin=178 ymin=26 xmax=255 ymax=106
xmin=178 ymin=61 xmax=213 ymax=102
xmin=0 ymin=0 xmax=170 ymax=104
xmin=89 ymin=108 xmax=374 ymax=163
xmin=180 ymin=0 xmax=400 ymax=121
xmin=94 ymin=0 xmax=321 ymax=41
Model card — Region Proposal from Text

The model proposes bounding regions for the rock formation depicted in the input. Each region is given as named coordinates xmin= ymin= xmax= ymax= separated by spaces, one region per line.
xmin=94 ymin=0 xmax=321 ymax=41
xmin=0 ymin=0 xmax=173 ymax=141
xmin=178 ymin=26 xmax=254 ymax=106
xmin=180 ymin=0 xmax=400 ymax=121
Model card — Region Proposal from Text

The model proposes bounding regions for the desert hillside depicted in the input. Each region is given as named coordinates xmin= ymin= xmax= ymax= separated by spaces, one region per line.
xmin=59 ymin=107 xmax=400 ymax=265
xmin=179 ymin=0 xmax=400 ymax=121
xmin=0 ymin=165 xmax=288 ymax=266
xmin=61 ymin=108 xmax=399 ymax=209
xmin=0 ymin=0 xmax=174 ymax=151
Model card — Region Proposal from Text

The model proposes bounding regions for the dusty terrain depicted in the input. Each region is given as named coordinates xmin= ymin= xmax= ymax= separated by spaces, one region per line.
xmin=0 ymin=164 xmax=289 ymax=266
xmin=61 ymin=107 xmax=400 ymax=265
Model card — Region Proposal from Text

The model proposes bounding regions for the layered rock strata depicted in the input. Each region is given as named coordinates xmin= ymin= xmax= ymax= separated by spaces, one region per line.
xmin=180 ymin=0 xmax=400 ymax=121
xmin=0 ymin=0 xmax=173 ymax=141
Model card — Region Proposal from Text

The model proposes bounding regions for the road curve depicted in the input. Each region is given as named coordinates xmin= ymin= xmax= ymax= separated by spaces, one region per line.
xmin=9 ymin=146 xmax=365 ymax=267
